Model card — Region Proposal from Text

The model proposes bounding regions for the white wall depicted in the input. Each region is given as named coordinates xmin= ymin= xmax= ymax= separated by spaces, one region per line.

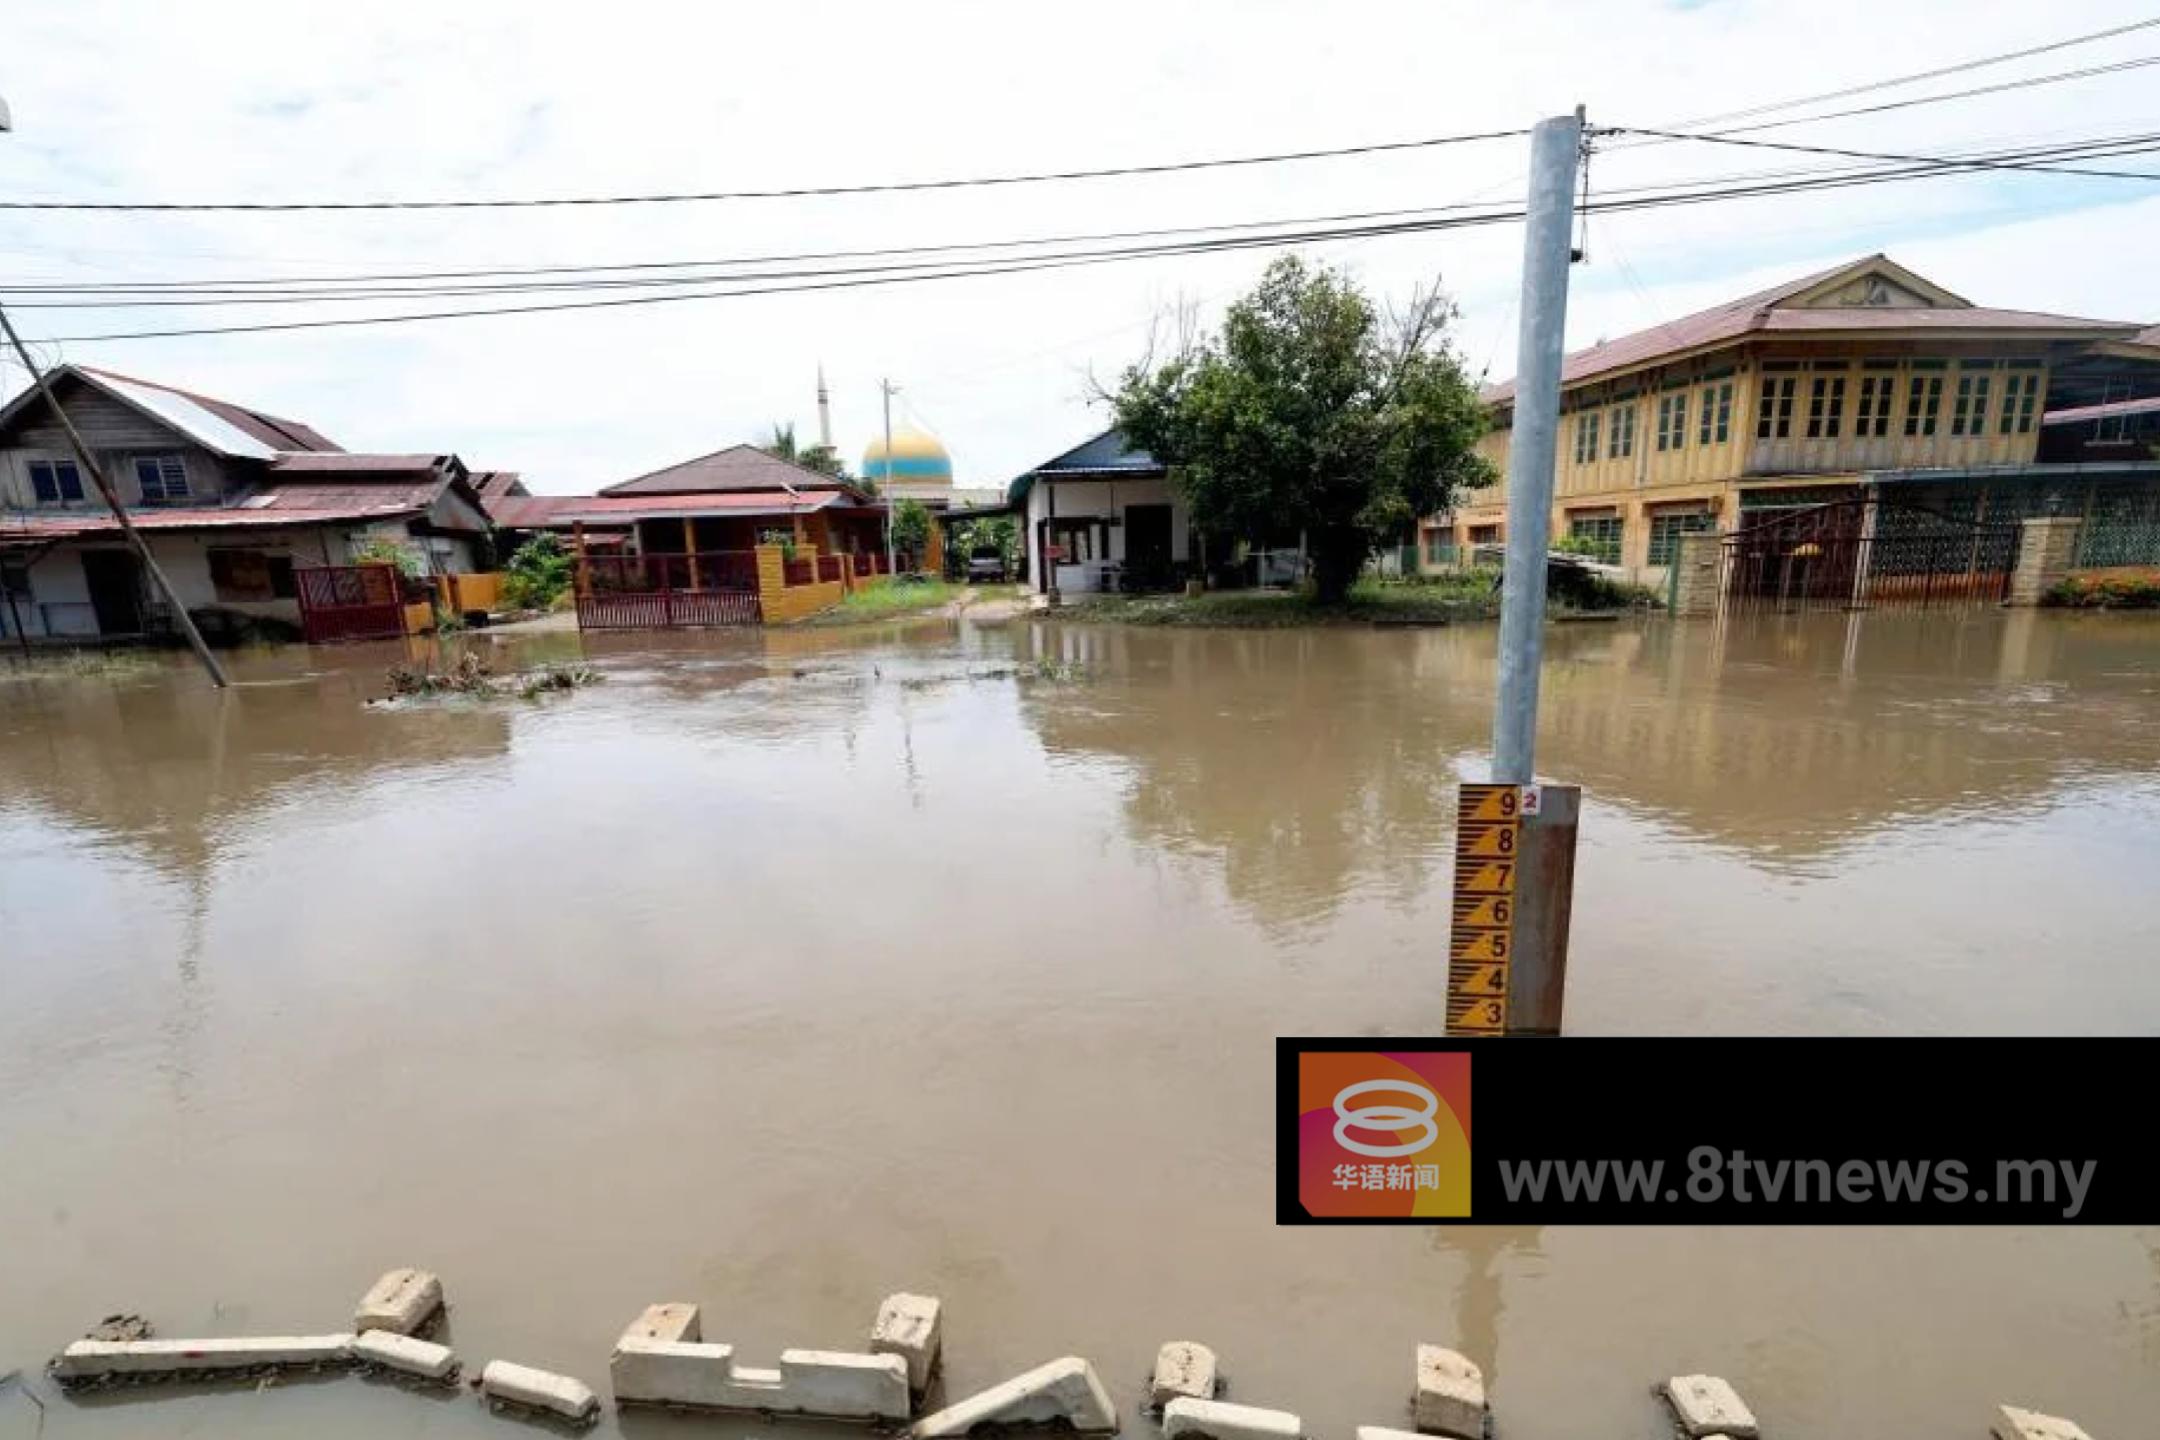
xmin=1022 ymin=475 xmax=1185 ymax=591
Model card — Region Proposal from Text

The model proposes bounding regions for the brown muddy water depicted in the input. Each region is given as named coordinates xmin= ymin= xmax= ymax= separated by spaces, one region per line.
xmin=2 ymin=610 xmax=2157 ymax=1440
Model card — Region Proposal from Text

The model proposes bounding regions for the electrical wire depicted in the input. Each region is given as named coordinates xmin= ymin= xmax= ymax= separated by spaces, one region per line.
xmin=1613 ymin=125 xmax=2160 ymax=180
xmin=0 ymin=126 xmax=1532 ymax=213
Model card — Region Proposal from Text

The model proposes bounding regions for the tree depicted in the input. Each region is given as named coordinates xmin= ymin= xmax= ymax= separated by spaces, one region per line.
xmin=502 ymin=533 xmax=573 ymax=611
xmin=1109 ymin=256 xmax=1495 ymax=603
xmin=766 ymin=422 xmax=848 ymax=480
xmin=891 ymin=499 xmax=932 ymax=569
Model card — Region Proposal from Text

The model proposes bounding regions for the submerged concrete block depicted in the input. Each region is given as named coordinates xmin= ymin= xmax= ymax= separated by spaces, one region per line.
xmin=621 ymin=1303 xmax=701 ymax=1345
xmin=353 ymin=1329 xmax=458 ymax=1381
xmin=53 ymin=1334 xmax=356 ymax=1381
xmin=1662 ymin=1375 xmax=1758 ymax=1439
xmin=1414 ymin=1346 xmax=1486 ymax=1439
xmin=912 ymin=1356 xmax=1118 ymax=1437
xmin=482 ymin=1360 xmax=600 ymax=1423
xmin=355 ymin=1268 xmax=444 ymax=1336
xmin=872 ymin=1291 xmax=944 ymax=1395
xmin=1163 ymin=1397 xmax=1301 ymax=1440
xmin=1993 ymin=1405 xmax=2095 ymax=1440
xmin=610 ymin=1338 xmax=908 ymax=1421
xmin=1150 ymin=1342 xmax=1219 ymax=1407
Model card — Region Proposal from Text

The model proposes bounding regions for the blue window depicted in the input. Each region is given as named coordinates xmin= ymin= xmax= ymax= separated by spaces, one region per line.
xmin=134 ymin=454 xmax=190 ymax=503
xmin=29 ymin=459 xmax=85 ymax=504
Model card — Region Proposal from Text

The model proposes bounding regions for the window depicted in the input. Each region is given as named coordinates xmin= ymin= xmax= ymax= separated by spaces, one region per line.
xmin=1951 ymin=370 xmax=1993 ymax=436
xmin=1999 ymin=371 xmax=2042 ymax=435
xmin=1047 ymin=518 xmax=1096 ymax=563
xmin=1756 ymin=376 xmax=1799 ymax=438
xmin=1903 ymin=374 xmax=1944 ymax=436
xmin=1698 ymin=380 xmax=1733 ymax=444
xmin=1567 ymin=512 xmax=1623 ymax=564
xmin=1656 ymin=392 xmax=1688 ymax=451
xmin=208 ymin=548 xmax=296 ymax=602
xmin=1608 ymin=403 xmax=1636 ymax=459
xmin=1805 ymin=374 xmax=1847 ymax=439
xmin=1572 ymin=410 xmax=1601 ymax=465
xmin=1647 ymin=508 xmax=1717 ymax=566
xmin=28 ymin=459 xmax=85 ymax=504
xmin=1854 ymin=372 xmax=1895 ymax=437
xmin=133 ymin=454 xmax=190 ymax=504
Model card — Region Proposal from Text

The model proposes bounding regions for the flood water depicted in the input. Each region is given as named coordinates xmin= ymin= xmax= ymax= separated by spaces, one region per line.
xmin=2 ymin=609 xmax=2158 ymax=1439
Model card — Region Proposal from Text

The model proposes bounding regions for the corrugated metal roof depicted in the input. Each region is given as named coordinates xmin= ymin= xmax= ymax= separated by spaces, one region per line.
xmin=1007 ymin=428 xmax=1163 ymax=504
xmin=1481 ymin=256 xmax=2144 ymax=406
xmin=601 ymin=443 xmax=860 ymax=496
xmin=268 ymin=452 xmax=445 ymax=474
xmin=558 ymin=488 xmax=863 ymax=522
xmin=75 ymin=365 xmax=342 ymax=452
xmin=486 ymin=494 xmax=606 ymax=528
xmin=0 ymin=498 xmax=424 ymax=541
xmin=473 ymin=470 xmax=526 ymax=501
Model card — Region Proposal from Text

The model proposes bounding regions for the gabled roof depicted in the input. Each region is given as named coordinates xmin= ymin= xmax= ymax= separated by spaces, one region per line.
xmin=267 ymin=451 xmax=452 ymax=476
xmin=1481 ymin=255 xmax=2146 ymax=407
xmin=473 ymin=470 xmax=527 ymax=501
xmin=600 ymin=443 xmax=853 ymax=496
xmin=1007 ymin=427 xmax=1163 ymax=504
xmin=557 ymin=488 xmax=871 ymax=522
xmin=485 ymin=494 xmax=596 ymax=529
xmin=0 ymin=364 xmax=344 ymax=457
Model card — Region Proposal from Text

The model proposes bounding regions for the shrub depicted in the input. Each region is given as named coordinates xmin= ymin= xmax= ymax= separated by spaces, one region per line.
xmin=502 ymin=534 xmax=573 ymax=611
xmin=2044 ymin=572 xmax=2160 ymax=609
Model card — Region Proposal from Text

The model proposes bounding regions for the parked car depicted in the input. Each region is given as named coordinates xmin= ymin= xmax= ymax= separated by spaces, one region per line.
xmin=965 ymin=547 xmax=1010 ymax=583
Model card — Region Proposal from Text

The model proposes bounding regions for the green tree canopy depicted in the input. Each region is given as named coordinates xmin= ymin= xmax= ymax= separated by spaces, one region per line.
xmin=1110 ymin=256 xmax=1494 ymax=601
xmin=891 ymin=498 xmax=933 ymax=566
xmin=766 ymin=422 xmax=848 ymax=480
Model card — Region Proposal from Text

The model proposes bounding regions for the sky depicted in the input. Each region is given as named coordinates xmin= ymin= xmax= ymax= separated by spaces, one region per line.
xmin=1 ymin=1 xmax=2157 ymax=495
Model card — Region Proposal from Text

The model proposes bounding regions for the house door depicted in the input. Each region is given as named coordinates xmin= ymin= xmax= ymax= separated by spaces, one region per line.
xmin=81 ymin=550 xmax=144 ymax=635
xmin=1124 ymin=504 xmax=1174 ymax=587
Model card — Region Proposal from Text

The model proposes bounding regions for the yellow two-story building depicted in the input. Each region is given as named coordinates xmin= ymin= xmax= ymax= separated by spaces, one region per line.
xmin=1434 ymin=254 xmax=2160 ymax=584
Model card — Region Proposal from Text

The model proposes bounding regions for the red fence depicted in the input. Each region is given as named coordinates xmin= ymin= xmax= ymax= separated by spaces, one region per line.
xmin=817 ymin=555 xmax=844 ymax=584
xmin=576 ymin=552 xmax=761 ymax=630
xmin=296 ymin=563 xmax=407 ymax=644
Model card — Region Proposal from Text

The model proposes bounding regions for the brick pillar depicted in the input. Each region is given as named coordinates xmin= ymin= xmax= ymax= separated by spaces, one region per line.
xmin=2008 ymin=516 xmax=2081 ymax=606
xmin=1671 ymin=531 xmax=1724 ymax=618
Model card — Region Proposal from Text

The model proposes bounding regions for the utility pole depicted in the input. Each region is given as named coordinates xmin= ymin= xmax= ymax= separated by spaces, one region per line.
xmin=1491 ymin=107 xmax=1584 ymax=783
xmin=880 ymin=378 xmax=898 ymax=577
xmin=0 ymin=304 xmax=229 ymax=688
xmin=1447 ymin=109 xmax=1585 ymax=1040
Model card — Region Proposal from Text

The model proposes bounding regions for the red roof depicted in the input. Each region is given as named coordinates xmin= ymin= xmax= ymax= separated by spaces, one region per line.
xmin=601 ymin=443 xmax=860 ymax=496
xmin=558 ymin=488 xmax=867 ymax=521
xmin=0 ymin=499 xmax=425 ymax=542
xmin=74 ymin=364 xmax=341 ymax=452
xmin=267 ymin=452 xmax=447 ymax=475
xmin=473 ymin=470 xmax=526 ymax=501
xmin=486 ymin=494 xmax=608 ymax=528
xmin=1482 ymin=255 xmax=2144 ymax=405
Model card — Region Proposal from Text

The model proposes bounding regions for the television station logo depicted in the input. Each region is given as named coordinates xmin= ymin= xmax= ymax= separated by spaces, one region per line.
xmin=1293 ymin=1050 xmax=1471 ymax=1219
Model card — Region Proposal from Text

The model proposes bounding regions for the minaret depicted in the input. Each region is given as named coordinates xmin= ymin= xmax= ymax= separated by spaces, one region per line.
xmin=816 ymin=364 xmax=834 ymax=451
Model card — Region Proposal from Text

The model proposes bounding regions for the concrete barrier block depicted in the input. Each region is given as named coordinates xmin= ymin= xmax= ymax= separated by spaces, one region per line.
xmin=1163 ymin=1397 xmax=1302 ymax=1440
xmin=872 ymin=1291 xmax=944 ymax=1395
xmin=610 ymin=1339 xmax=908 ymax=1421
xmin=1662 ymin=1375 xmax=1758 ymax=1439
xmin=482 ymin=1359 xmax=599 ymax=1424
xmin=912 ymin=1356 xmax=1117 ymax=1437
xmin=353 ymin=1329 xmax=458 ymax=1382
xmin=780 ymin=1349 xmax=911 ymax=1420
xmin=1414 ymin=1346 xmax=1486 ymax=1439
xmin=1150 ymin=1342 xmax=1220 ymax=1407
xmin=621 ymin=1303 xmax=702 ymax=1345
xmin=355 ymin=1268 xmax=444 ymax=1336
xmin=1993 ymin=1405 xmax=2094 ymax=1440
xmin=53 ymin=1335 xmax=356 ymax=1382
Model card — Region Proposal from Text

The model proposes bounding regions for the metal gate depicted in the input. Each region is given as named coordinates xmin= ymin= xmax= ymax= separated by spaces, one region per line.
xmin=295 ymin=562 xmax=408 ymax=643
xmin=575 ymin=552 xmax=762 ymax=630
xmin=1719 ymin=496 xmax=2018 ymax=613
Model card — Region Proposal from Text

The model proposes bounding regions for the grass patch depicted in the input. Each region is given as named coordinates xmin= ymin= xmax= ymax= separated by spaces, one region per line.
xmin=804 ymin=577 xmax=965 ymax=625
xmin=1055 ymin=569 xmax=1658 ymax=628
xmin=0 ymin=649 xmax=163 ymax=684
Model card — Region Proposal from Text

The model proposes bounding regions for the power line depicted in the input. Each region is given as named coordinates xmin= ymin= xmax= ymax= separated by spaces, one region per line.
xmin=1614 ymin=125 xmax=2160 ymax=180
xmin=12 ymin=127 xmax=2159 ymax=307
xmin=1683 ymin=54 xmax=2160 ymax=140
xmin=1646 ymin=14 xmax=2160 ymax=132
xmin=0 ymin=126 xmax=1532 ymax=214
xmin=25 ymin=132 xmax=2160 ymax=344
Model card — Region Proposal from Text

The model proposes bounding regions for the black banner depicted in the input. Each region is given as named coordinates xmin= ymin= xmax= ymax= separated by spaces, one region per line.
xmin=1276 ymin=1038 xmax=2159 ymax=1224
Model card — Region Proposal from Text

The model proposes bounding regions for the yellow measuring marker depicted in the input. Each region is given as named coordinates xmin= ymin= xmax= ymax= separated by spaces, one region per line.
xmin=1449 ymin=784 xmax=1521 ymax=1035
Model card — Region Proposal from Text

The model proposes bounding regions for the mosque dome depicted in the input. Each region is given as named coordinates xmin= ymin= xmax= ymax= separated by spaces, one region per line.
xmin=862 ymin=426 xmax=953 ymax=490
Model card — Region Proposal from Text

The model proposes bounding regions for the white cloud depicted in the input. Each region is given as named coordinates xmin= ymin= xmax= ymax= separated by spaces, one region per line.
xmin=1 ymin=0 xmax=2154 ymax=491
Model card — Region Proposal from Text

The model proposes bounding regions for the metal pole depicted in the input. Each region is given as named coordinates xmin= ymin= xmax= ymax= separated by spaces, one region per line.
xmin=1490 ymin=108 xmax=1583 ymax=784
xmin=881 ymin=379 xmax=898 ymax=577
xmin=0 ymin=305 xmax=230 ymax=687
